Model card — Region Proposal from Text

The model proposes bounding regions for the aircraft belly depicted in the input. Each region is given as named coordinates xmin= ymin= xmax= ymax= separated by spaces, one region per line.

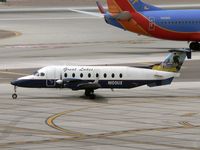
xmin=14 ymin=79 xmax=173 ymax=90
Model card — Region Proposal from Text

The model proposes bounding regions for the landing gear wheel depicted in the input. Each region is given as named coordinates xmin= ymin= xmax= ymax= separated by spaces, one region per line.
xmin=85 ymin=89 xmax=96 ymax=99
xmin=190 ymin=42 xmax=200 ymax=51
xmin=12 ymin=86 xmax=18 ymax=99
xmin=89 ymin=94 xmax=96 ymax=99
xmin=12 ymin=93 xmax=17 ymax=99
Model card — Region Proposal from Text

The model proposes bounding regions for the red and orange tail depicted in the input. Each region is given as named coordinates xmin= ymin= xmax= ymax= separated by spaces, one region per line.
xmin=107 ymin=0 xmax=162 ymax=13
xmin=107 ymin=0 xmax=135 ymax=13
xmin=107 ymin=0 xmax=121 ymax=13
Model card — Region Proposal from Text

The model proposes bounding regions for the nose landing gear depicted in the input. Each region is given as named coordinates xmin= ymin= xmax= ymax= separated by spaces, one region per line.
xmin=12 ymin=86 xmax=17 ymax=99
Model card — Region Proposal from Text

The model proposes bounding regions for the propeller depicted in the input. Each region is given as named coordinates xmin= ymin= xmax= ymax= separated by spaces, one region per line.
xmin=56 ymin=73 xmax=63 ymax=85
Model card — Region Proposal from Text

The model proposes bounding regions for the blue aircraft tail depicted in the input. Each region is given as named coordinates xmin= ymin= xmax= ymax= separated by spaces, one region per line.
xmin=129 ymin=0 xmax=162 ymax=12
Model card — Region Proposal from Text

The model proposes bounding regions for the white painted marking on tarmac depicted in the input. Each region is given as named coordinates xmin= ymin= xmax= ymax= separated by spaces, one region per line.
xmin=0 ymin=17 xmax=99 ymax=21
xmin=0 ymin=7 xmax=97 ymax=13
xmin=0 ymin=4 xmax=199 ymax=13
xmin=68 ymin=8 xmax=103 ymax=18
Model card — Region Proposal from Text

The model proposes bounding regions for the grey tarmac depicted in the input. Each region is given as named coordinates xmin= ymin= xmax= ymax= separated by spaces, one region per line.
xmin=0 ymin=1 xmax=200 ymax=150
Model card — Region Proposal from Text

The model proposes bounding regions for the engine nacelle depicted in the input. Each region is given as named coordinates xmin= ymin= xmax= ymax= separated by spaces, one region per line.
xmin=56 ymin=79 xmax=63 ymax=85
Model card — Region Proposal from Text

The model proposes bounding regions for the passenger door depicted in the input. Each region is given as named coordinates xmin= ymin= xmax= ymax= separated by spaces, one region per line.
xmin=46 ymin=68 xmax=56 ymax=87
xmin=149 ymin=17 xmax=155 ymax=31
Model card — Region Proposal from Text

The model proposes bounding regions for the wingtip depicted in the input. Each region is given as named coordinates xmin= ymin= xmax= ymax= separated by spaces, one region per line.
xmin=96 ymin=1 xmax=106 ymax=14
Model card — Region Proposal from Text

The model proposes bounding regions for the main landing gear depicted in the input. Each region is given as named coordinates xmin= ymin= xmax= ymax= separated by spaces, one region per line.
xmin=85 ymin=89 xmax=96 ymax=99
xmin=12 ymin=86 xmax=17 ymax=99
xmin=189 ymin=42 xmax=200 ymax=51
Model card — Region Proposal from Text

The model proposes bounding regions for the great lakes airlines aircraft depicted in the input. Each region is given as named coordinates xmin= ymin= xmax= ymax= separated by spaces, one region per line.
xmin=11 ymin=49 xmax=191 ymax=99
xmin=69 ymin=0 xmax=200 ymax=51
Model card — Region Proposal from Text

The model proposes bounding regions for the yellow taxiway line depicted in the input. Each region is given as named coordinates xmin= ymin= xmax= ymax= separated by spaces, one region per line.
xmin=46 ymin=106 xmax=97 ymax=137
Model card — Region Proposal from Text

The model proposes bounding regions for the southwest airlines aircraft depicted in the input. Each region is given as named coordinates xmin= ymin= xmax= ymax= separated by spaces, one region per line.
xmin=101 ymin=0 xmax=200 ymax=50
xmin=11 ymin=49 xmax=191 ymax=99
xmin=71 ymin=0 xmax=200 ymax=50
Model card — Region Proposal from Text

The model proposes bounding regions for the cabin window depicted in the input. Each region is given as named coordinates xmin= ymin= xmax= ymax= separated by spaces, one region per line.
xmin=96 ymin=73 xmax=99 ymax=78
xmin=72 ymin=73 xmax=75 ymax=78
xmin=88 ymin=73 xmax=91 ymax=78
xmin=64 ymin=73 xmax=67 ymax=78
xmin=104 ymin=73 xmax=107 ymax=78
xmin=119 ymin=73 xmax=123 ymax=78
xmin=80 ymin=73 xmax=83 ymax=78
xmin=40 ymin=72 xmax=45 ymax=76
xmin=111 ymin=73 xmax=115 ymax=78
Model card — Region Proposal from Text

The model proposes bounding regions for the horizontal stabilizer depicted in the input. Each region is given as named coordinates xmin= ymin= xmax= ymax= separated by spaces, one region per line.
xmin=147 ymin=77 xmax=174 ymax=87
xmin=112 ymin=11 xmax=132 ymax=20
xmin=169 ymin=48 xmax=191 ymax=59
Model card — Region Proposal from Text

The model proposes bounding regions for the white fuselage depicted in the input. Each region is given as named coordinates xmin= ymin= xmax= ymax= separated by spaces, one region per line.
xmin=13 ymin=65 xmax=177 ymax=89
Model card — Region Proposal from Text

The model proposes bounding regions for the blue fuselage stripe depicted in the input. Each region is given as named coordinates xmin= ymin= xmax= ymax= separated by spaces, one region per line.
xmin=13 ymin=78 xmax=173 ymax=90
xmin=141 ymin=10 xmax=200 ymax=32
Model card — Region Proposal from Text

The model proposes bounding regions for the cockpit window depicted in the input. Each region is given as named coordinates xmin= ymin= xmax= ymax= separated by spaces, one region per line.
xmin=40 ymin=73 xmax=45 ymax=76
xmin=33 ymin=71 xmax=39 ymax=76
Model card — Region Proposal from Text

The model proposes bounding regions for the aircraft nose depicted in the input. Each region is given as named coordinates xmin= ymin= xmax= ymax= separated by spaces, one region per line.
xmin=11 ymin=80 xmax=18 ymax=86
xmin=10 ymin=80 xmax=16 ymax=85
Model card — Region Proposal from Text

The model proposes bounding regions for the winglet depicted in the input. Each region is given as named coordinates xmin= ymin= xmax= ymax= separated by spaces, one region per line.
xmin=96 ymin=1 xmax=106 ymax=14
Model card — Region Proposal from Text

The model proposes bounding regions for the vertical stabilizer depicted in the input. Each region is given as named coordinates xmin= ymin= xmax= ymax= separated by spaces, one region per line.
xmin=107 ymin=0 xmax=121 ymax=13
xmin=152 ymin=49 xmax=191 ymax=73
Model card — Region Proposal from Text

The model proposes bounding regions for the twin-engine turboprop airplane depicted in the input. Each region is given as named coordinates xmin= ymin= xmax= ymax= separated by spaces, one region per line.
xmin=11 ymin=49 xmax=191 ymax=99
xmin=70 ymin=0 xmax=200 ymax=50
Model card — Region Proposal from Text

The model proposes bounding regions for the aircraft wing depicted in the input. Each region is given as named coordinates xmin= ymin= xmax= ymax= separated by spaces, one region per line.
xmin=59 ymin=78 xmax=101 ymax=90
xmin=77 ymin=82 xmax=101 ymax=90
xmin=63 ymin=78 xmax=82 ymax=83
